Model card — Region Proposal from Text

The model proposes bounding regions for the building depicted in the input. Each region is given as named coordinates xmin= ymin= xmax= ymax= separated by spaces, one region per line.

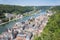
xmin=0 ymin=35 xmax=4 ymax=40
xmin=15 ymin=32 xmax=26 ymax=40
xmin=0 ymin=19 xmax=2 ymax=24
xmin=5 ymin=13 xmax=15 ymax=21
xmin=16 ymin=14 xmax=23 ymax=19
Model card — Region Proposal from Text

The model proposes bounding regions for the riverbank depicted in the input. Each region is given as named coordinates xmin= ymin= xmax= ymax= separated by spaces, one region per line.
xmin=0 ymin=10 xmax=51 ymax=40
xmin=0 ymin=10 xmax=49 ymax=40
xmin=0 ymin=14 xmax=45 ymax=40
xmin=0 ymin=18 xmax=22 ymax=25
xmin=0 ymin=10 xmax=40 ymax=26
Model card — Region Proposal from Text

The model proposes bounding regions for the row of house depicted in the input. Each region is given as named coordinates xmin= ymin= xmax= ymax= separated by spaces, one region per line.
xmin=0 ymin=13 xmax=23 ymax=24
xmin=5 ymin=13 xmax=23 ymax=21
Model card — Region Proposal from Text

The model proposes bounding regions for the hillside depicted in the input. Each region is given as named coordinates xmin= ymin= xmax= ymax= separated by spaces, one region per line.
xmin=0 ymin=4 xmax=33 ymax=18
xmin=34 ymin=6 xmax=60 ymax=40
xmin=0 ymin=4 xmax=33 ymax=14
xmin=0 ymin=4 xmax=34 ymax=23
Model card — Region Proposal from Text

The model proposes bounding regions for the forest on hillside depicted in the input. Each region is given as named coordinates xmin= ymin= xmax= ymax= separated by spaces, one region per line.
xmin=0 ymin=4 xmax=34 ymax=23
xmin=0 ymin=5 xmax=50 ymax=19
xmin=0 ymin=5 xmax=34 ymax=14
xmin=0 ymin=5 xmax=51 ymax=23
xmin=0 ymin=4 xmax=34 ymax=18
xmin=34 ymin=6 xmax=60 ymax=40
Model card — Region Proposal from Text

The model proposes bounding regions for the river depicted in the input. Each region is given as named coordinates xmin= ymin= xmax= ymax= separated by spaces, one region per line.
xmin=0 ymin=10 xmax=47 ymax=34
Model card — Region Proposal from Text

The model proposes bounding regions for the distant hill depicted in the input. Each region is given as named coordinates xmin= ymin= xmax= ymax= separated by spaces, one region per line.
xmin=0 ymin=4 xmax=34 ymax=19
xmin=50 ymin=6 xmax=60 ymax=13
xmin=35 ymin=6 xmax=51 ymax=10
xmin=0 ymin=4 xmax=34 ymax=14
xmin=0 ymin=4 xmax=51 ymax=18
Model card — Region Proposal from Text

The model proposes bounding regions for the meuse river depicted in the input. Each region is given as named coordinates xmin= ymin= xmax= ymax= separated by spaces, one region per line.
xmin=0 ymin=10 xmax=47 ymax=34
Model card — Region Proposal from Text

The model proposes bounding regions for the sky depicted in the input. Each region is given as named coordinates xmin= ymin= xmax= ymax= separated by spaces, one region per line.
xmin=0 ymin=0 xmax=60 ymax=6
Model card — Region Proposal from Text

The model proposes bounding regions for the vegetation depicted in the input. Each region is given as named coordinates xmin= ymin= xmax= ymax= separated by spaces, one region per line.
xmin=0 ymin=4 xmax=33 ymax=14
xmin=0 ymin=4 xmax=34 ymax=18
xmin=34 ymin=6 xmax=60 ymax=40
xmin=0 ymin=5 xmax=50 ymax=19
xmin=0 ymin=4 xmax=34 ymax=23
xmin=0 ymin=4 xmax=51 ymax=23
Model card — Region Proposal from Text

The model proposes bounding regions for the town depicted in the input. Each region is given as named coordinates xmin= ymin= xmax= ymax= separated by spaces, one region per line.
xmin=0 ymin=0 xmax=60 ymax=40
xmin=0 ymin=10 xmax=53 ymax=40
